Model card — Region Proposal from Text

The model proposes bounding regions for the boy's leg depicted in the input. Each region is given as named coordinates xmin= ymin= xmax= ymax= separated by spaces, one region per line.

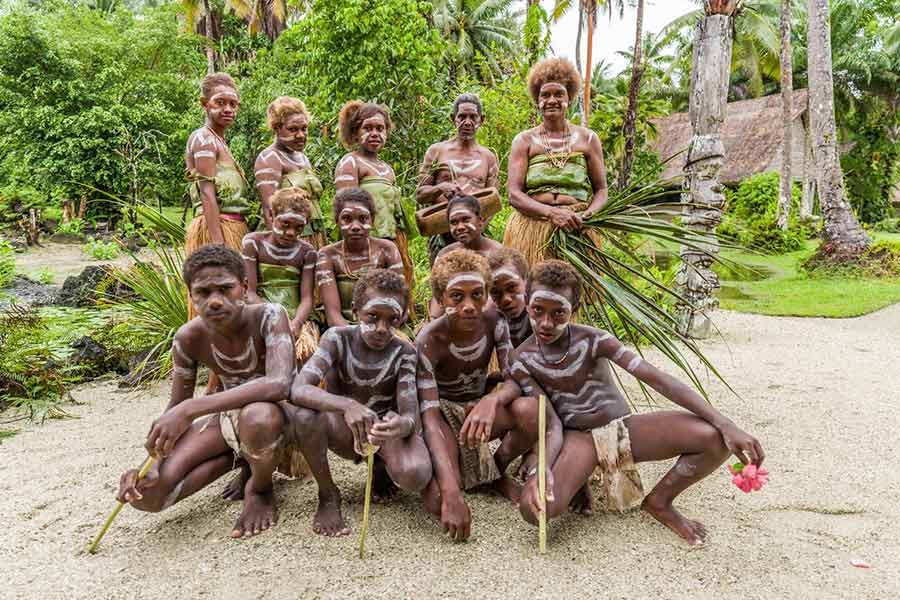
xmin=626 ymin=411 xmax=729 ymax=545
xmin=421 ymin=414 xmax=464 ymax=517
xmin=126 ymin=417 xmax=235 ymax=513
xmin=519 ymin=429 xmax=598 ymax=525
xmin=378 ymin=432 xmax=432 ymax=494
xmin=488 ymin=396 xmax=539 ymax=503
xmin=231 ymin=402 xmax=287 ymax=538
xmin=287 ymin=407 xmax=352 ymax=537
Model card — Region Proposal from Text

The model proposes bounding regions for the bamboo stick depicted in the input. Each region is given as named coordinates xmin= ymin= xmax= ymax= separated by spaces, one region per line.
xmin=538 ymin=394 xmax=547 ymax=555
xmin=88 ymin=456 xmax=156 ymax=554
xmin=358 ymin=444 xmax=377 ymax=559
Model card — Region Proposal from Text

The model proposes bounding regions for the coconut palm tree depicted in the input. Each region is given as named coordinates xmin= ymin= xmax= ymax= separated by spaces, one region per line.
xmin=431 ymin=0 xmax=523 ymax=83
xmin=618 ymin=0 xmax=644 ymax=190
xmin=225 ymin=0 xmax=287 ymax=41
xmin=777 ymin=0 xmax=793 ymax=229
xmin=178 ymin=0 xmax=217 ymax=73
xmin=806 ymin=0 xmax=869 ymax=254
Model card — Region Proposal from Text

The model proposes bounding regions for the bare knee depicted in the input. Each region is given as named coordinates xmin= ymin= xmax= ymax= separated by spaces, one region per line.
xmin=238 ymin=402 xmax=284 ymax=450
xmin=510 ymin=397 xmax=539 ymax=438
xmin=697 ymin=421 xmax=729 ymax=459
xmin=392 ymin=454 xmax=432 ymax=493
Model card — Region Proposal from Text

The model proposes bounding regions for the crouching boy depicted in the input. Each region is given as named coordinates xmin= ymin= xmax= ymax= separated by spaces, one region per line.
xmin=289 ymin=269 xmax=432 ymax=536
xmin=514 ymin=260 xmax=765 ymax=545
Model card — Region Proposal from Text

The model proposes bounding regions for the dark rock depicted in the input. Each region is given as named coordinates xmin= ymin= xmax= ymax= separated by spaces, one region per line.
xmin=70 ymin=335 xmax=108 ymax=365
xmin=119 ymin=346 xmax=163 ymax=388
xmin=0 ymin=275 xmax=59 ymax=307
xmin=56 ymin=265 xmax=110 ymax=307
xmin=49 ymin=232 xmax=85 ymax=244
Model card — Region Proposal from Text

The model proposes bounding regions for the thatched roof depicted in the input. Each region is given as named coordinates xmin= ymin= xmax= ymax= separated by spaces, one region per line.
xmin=652 ymin=89 xmax=808 ymax=185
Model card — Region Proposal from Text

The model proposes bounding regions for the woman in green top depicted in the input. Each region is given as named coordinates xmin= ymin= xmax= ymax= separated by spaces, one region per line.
xmin=315 ymin=188 xmax=407 ymax=328
xmin=505 ymin=57 xmax=610 ymax=267
xmin=334 ymin=101 xmax=415 ymax=299
xmin=185 ymin=72 xmax=252 ymax=322
xmin=254 ymin=96 xmax=326 ymax=248
xmin=242 ymin=187 xmax=319 ymax=364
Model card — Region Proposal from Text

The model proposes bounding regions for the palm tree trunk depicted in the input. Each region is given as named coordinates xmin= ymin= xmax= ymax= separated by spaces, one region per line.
xmin=777 ymin=0 xmax=793 ymax=230
xmin=676 ymin=13 xmax=733 ymax=339
xmin=618 ymin=0 xmax=644 ymax=191
xmin=575 ymin=1 xmax=583 ymax=75
xmin=203 ymin=0 xmax=216 ymax=74
xmin=583 ymin=6 xmax=594 ymax=122
xmin=807 ymin=0 xmax=869 ymax=253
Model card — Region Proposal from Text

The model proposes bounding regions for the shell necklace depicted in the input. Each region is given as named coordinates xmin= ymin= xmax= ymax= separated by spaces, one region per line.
xmin=539 ymin=124 xmax=572 ymax=170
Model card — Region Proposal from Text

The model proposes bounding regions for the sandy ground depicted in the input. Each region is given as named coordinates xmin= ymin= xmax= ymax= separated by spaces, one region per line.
xmin=13 ymin=242 xmax=148 ymax=285
xmin=2 ymin=304 xmax=900 ymax=599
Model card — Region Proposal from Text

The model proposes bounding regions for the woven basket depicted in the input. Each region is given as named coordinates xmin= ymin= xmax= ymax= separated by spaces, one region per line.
xmin=415 ymin=188 xmax=501 ymax=237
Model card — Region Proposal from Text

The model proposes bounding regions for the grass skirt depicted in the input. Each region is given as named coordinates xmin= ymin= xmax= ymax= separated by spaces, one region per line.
xmin=393 ymin=230 xmax=417 ymax=320
xmin=185 ymin=215 xmax=248 ymax=320
xmin=294 ymin=320 xmax=320 ymax=364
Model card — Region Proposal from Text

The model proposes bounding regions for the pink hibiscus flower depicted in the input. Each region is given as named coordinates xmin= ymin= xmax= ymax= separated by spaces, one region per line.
xmin=728 ymin=462 xmax=769 ymax=493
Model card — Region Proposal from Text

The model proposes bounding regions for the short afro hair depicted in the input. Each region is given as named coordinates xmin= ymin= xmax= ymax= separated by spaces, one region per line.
xmin=488 ymin=247 xmax=529 ymax=281
xmin=451 ymin=93 xmax=484 ymax=117
xmin=270 ymin=187 xmax=312 ymax=219
xmin=447 ymin=194 xmax=481 ymax=220
xmin=266 ymin=96 xmax=309 ymax=131
xmin=431 ymin=248 xmax=492 ymax=301
xmin=352 ymin=268 xmax=409 ymax=313
xmin=527 ymin=58 xmax=581 ymax=105
xmin=201 ymin=72 xmax=237 ymax=99
xmin=338 ymin=100 xmax=392 ymax=149
xmin=182 ymin=244 xmax=245 ymax=287
xmin=526 ymin=259 xmax=581 ymax=310
xmin=333 ymin=187 xmax=375 ymax=222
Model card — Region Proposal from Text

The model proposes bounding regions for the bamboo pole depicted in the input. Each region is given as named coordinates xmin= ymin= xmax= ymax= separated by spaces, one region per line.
xmin=88 ymin=456 xmax=156 ymax=554
xmin=358 ymin=444 xmax=377 ymax=559
xmin=538 ymin=394 xmax=547 ymax=554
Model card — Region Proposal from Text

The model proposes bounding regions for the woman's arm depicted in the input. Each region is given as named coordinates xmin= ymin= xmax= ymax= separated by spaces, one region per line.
xmin=241 ymin=235 xmax=263 ymax=305
xmin=189 ymin=133 xmax=224 ymax=243
xmin=583 ymin=129 xmax=609 ymax=215
xmin=255 ymin=150 xmax=283 ymax=228
xmin=334 ymin=154 xmax=359 ymax=191
xmin=316 ymin=250 xmax=349 ymax=328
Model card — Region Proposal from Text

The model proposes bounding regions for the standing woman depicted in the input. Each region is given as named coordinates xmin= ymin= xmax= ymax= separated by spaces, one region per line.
xmin=334 ymin=101 xmax=415 ymax=295
xmin=185 ymin=72 xmax=250 ymax=320
xmin=505 ymin=58 xmax=608 ymax=266
xmin=254 ymin=97 xmax=326 ymax=248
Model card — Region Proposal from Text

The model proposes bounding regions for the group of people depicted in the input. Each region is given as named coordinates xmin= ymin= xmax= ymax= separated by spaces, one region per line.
xmin=115 ymin=58 xmax=764 ymax=546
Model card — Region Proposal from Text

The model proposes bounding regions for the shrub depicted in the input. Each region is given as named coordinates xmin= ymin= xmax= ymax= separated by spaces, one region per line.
xmin=871 ymin=217 xmax=900 ymax=233
xmin=56 ymin=219 xmax=86 ymax=236
xmin=26 ymin=268 xmax=54 ymax=285
xmin=0 ymin=240 xmax=15 ymax=288
xmin=82 ymin=237 xmax=119 ymax=260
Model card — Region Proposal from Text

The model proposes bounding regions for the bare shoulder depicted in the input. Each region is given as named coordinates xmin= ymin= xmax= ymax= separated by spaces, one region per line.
xmin=173 ymin=318 xmax=206 ymax=358
xmin=482 ymin=305 xmax=504 ymax=328
xmin=415 ymin=317 xmax=448 ymax=350
xmin=319 ymin=240 xmax=341 ymax=257
xmin=243 ymin=231 xmax=266 ymax=244
xmin=436 ymin=241 xmax=462 ymax=260
xmin=372 ymin=237 xmax=399 ymax=254
xmin=392 ymin=335 xmax=417 ymax=359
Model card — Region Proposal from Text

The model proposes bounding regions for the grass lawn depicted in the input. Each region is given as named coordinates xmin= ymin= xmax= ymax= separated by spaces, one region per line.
xmin=717 ymin=232 xmax=900 ymax=318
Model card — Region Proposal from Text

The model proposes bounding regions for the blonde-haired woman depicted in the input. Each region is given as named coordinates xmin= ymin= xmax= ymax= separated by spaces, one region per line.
xmin=254 ymin=96 xmax=326 ymax=248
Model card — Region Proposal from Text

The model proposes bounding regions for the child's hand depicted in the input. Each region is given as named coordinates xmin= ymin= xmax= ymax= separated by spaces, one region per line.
xmin=520 ymin=468 xmax=555 ymax=517
xmin=116 ymin=462 xmax=160 ymax=504
xmin=289 ymin=318 xmax=303 ymax=340
xmin=459 ymin=395 xmax=498 ymax=448
xmin=343 ymin=401 xmax=377 ymax=451
xmin=145 ymin=406 xmax=192 ymax=458
xmin=369 ymin=411 xmax=414 ymax=444
xmin=719 ymin=422 xmax=765 ymax=466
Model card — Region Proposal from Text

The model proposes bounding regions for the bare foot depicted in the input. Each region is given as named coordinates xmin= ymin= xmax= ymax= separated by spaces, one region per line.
xmin=372 ymin=461 xmax=399 ymax=503
xmin=641 ymin=495 xmax=708 ymax=545
xmin=491 ymin=476 xmax=522 ymax=504
xmin=569 ymin=483 xmax=595 ymax=515
xmin=313 ymin=491 xmax=350 ymax=537
xmin=231 ymin=486 xmax=278 ymax=539
xmin=222 ymin=462 xmax=250 ymax=501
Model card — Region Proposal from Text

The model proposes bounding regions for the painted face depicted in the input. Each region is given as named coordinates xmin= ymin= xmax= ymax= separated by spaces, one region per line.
xmin=277 ymin=113 xmax=309 ymax=153
xmin=202 ymin=85 xmax=240 ymax=129
xmin=189 ymin=266 xmax=246 ymax=326
xmin=490 ymin=268 xmax=527 ymax=320
xmin=527 ymin=284 xmax=574 ymax=345
xmin=337 ymin=201 xmax=372 ymax=243
xmin=271 ymin=211 xmax=308 ymax=246
xmin=538 ymin=83 xmax=569 ymax=117
xmin=453 ymin=102 xmax=483 ymax=140
xmin=442 ymin=271 xmax=487 ymax=331
xmin=448 ymin=205 xmax=483 ymax=245
xmin=354 ymin=290 xmax=405 ymax=350
xmin=357 ymin=114 xmax=387 ymax=153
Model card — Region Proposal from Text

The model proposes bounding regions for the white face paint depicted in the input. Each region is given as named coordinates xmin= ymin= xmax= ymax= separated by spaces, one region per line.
xmin=361 ymin=297 xmax=403 ymax=317
xmin=449 ymin=208 xmax=475 ymax=220
xmin=448 ymin=273 xmax=485 ymax=288
xmin=529 ymin=289 xmax=572 ymax=313
xmin=444 ymin=306 xmax=457 ymax=315
xmin=492 ymin=267 xmax=522 ymax=281
xmin=530 ymin=317 xmax=568 ymax=336
xmin=464 ymin=222 xmax=477 ymax=232
xmin=276 ymin=211 xmax=308 ymax=223
xmin=272 ymin=225 xmax=285 ymax=235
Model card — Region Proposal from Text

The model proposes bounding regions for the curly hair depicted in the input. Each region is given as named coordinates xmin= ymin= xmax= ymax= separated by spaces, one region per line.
xmin=338 ymin=100 xmax=392 ymax=149
xmin=183 ymin=244 xmax=245 ymax=286
xmin=201 ymin=72 xmax=237 ymax=99
xmin=332 ymin=187 xmax=376 ymax=222
xmin=526 ymin=58 xmax=581 ymax=105
xmin=447 ymin=194 xmax=480 ymax=218
xmin=451 ymin=93 xmax=484 ymax=117
xmin=526 ymin=259 xmax=581 ymax=310
xmin=270 ymin=187 xmax=312 ymax=218
xmin=488 ymin=247 xmax=529 ymax=280
xmin=352 ymin=268 xmax=409 ymax=313
xmin=266 ymin=96 xmax=309 ymax=131
xmin=431 ymin=248 xmax=492 ymax=301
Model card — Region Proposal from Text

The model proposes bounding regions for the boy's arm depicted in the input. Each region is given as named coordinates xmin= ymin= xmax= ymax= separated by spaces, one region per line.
xmin=509 ymin=357 xmax=563 ymax=468
xmin=484 ymin=149 xmax=500 ymax=190
xmin=602 ymin=335 xmax=765 ymax=466
xmin=370 ymin=349 xmax=419 ymax=444
xmin=241 ymin=235 xmax=263 ymax=305
xmin=382 ymin=242 xmax=406 ymax=280
xmin=492 ymin=315 xmax=513 ymax=378
xmin=146 ymin=307 xmax=295 ymax=457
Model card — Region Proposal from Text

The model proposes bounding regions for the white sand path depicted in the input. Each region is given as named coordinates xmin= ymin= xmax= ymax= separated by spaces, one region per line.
xmin=2 ymin=306 xmax=899 ymax=599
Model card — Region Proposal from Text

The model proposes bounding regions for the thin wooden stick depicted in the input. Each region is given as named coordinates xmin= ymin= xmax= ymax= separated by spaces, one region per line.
xmin=88 ymin=456 xmax=156 ymax=554
xmin=358 ymin=444 xmax=377 ymax=559
xmin=538 ymin=394 xmax=547 ymax=555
